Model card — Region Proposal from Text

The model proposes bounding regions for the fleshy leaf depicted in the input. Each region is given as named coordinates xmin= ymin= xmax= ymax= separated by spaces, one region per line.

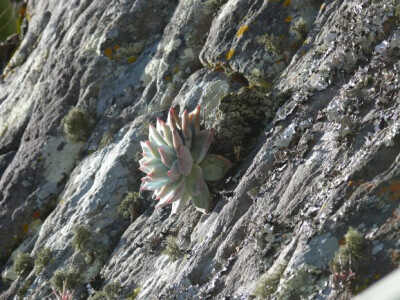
xmin=158 ymin=145 xmax=176 ymax=168
xmin=177 ymin=146 xmax=193 ymax=176
xmin=139 ymin=157 xmax=161 ymax=174
xmin=182 ymin=110 xmax=192 ymax=148
xmin=189 ymin=105 xmax=201 ymax=137
xmin=186 ymin=164 xmax=204 ymax=196
xmin=191 ymin=181 xmax=210 ymax=214
xmin=172 ymin=130 xmax=184 ymax=153
xmin=160 ymin=119 xmax=173 ymax=147
xmin=140 ymin=140 xmax=160 ymax=158
xmin=199 ymin=154 xmax=232 ymax=181
xmin=190 ymin=130 xmax=214 ymax=164
xmin=156 ymin=177 xmax=186 ymax=207
xmin=147 ymin=164 xmax=169 ymax=181
xmin=167 ymin=160 xmax=182 ymax=182
xmin=140 ymin=181 xmax=165 ymax=191
xmin=171 ymin=190 xmax=191 ymax=215
xmin=149 ymin=124 xmax=167 ymax=146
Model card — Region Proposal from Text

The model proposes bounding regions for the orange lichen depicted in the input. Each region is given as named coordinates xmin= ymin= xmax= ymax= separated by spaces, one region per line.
xmin=104 ymin=48 xmax=113 ymax=58
xmin=22 ymin=223 xmax=29 ymax=233
xmin=226 ymin=49 xmax=235 ymax=60
xmin=389 ymin=179 xmax=400 ymax=194
xmin=165 ymin=75 xmax=172 ymax=82
xmin=283 ymin=0 xmax=291 ymax=8
xmin=127 ymin=56 xmax=137 ymax=64
xmin=19 ymin=5 xmax=27 ymax=16
xmin=284 ymin=16 xmax=293 ymax=23
xmin=338 ymin=238 xmax=346 ymax=246
xmin=113 ymin=45 xmax=120 ymax=50
xmin=236 ymin=25 xmax=249 ymax=37
xmin=32 ymin=211 xmax=40 ymax=219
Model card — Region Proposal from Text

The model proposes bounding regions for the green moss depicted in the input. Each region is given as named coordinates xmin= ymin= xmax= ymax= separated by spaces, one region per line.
xmin=34 ymin=247 xmax=51 ymax=275
xmin=98 ymin=124 xmax=119 ymax=150
xmin=126 ymin=287 xmax=141 ymax=299
xmin=17 ymin=279 xmax=33 ymax=299
xmin=344 ymin=227 xmax=365 ymax=258
xmin=290 ymin=17 xmax=309 ymax=40
xmin=0 ymin=0 xmax=18 ymax=41
xmin=257 ymin=33 xmax=282 ymax=55
xmin=63 ymin=107 xmax=96 ymax=142
xmin=117 ymin=192 xmax=143 ymax=222
xmin=14 ymin=252 xmax=33 ymax=275
xmin=89 ymin=282 xmax=121 ymax=300
xmin=163 ymin=236 xmax=181 ymax=262
xmin=72 ymin=225 xmax=91 ymax=253
xmin=253 ymin=263 xmax=286 ymax=299
xmin=330 ymin=227 xmax=366 ymax=290
xmin=50 ymin=268 xmax=80 ymax=291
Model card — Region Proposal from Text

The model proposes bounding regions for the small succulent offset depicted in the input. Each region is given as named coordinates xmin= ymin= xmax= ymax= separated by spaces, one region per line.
xmin=139 ymin=106 xmax=232 ymax=214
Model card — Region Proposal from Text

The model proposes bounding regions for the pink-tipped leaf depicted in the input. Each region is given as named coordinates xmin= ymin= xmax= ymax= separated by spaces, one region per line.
xmin=182 ymin=110 xmax=192 ymax=148
xmin=172 ymin=130 xmax=184 ymax=153
xmin=177 ymin=145 xmax=193 ymax=176
xmin=167 ymin=160 xmax=182 ymax=182
xmin=171 ymin=190 xmax=191 ymax=215
xmin=158 ymin=145 xmax=176 ymax=168
xmin=190 ymin=130 xmax=214 ymax=164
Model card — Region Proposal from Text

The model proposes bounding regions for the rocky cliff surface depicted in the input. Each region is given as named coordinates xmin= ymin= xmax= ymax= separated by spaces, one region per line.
xmin=0 ymin=0 xmax=399 ymax=299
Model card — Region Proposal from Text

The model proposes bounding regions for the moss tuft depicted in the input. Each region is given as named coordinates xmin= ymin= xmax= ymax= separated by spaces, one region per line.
xmin=344 ymin=227 xmax=365 ymax=258
xmin=253 ymin=263 xmax=286 ymax=299
xmin=117 ymin=192 xmax=143 ymax=222
xmin=163 ymin=236 xmax=181 ymax=262
xmin=63 ymin=107 xmax=96 ymax=142
xmin=14 ymin=252 xmax=33 ymax=275
xmin=17 ymin=279 xmax=33 ymax=299
xmin=330 ymin=227 xmax=366 ymax=290
xmin=50 ymin=268 xmax=80 ymax=291
xmin=34 ymin=247 xmax=51 ymax=275
xmin=290 ymin=17 xmax=309 ymax=40
xmin=88 ymin=282 xmax=121 ymax=300
xmin=72 ymin=225 xmax=91 ymax=253
xmin=126 ymin=287 xmax=141 ymax=299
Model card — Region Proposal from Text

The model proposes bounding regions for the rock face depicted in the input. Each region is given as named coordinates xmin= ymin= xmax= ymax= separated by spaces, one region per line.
xmin=0 ymin=0 xmax=399 ymax=299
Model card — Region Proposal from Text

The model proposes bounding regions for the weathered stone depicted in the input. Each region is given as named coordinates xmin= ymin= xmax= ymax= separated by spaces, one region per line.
xmin=0 ymin=0 xmax=399 ymax=299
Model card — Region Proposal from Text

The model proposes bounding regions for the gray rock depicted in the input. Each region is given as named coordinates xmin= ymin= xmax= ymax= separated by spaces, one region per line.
xmin=0 ymin=0 xmax=399 ymax=299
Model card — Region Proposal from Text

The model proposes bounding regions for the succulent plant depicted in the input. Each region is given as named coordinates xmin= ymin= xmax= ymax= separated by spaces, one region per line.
xmin=139 ymin=106 xmax=232 ymax=214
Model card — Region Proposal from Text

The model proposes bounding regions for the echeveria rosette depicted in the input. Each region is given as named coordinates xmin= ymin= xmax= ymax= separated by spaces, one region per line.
xmin=139 ymin=106 xmax=232 ymax=215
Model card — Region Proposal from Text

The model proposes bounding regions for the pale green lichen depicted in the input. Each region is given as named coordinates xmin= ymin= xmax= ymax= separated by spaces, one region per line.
xmin=278 ymin=264 xmax=320 ymax=300
xmin=290 ymin=17 xmax=309 ymax=40
xmin=253 ymin=263 xmax=287 ymax=299
xmin=163 ymin=236 xmax=181 ymax=262
xmin=257 ymin=33 xmax=282 ymax=55
xmin=212 ymin=87 xmax=290 ymax=159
